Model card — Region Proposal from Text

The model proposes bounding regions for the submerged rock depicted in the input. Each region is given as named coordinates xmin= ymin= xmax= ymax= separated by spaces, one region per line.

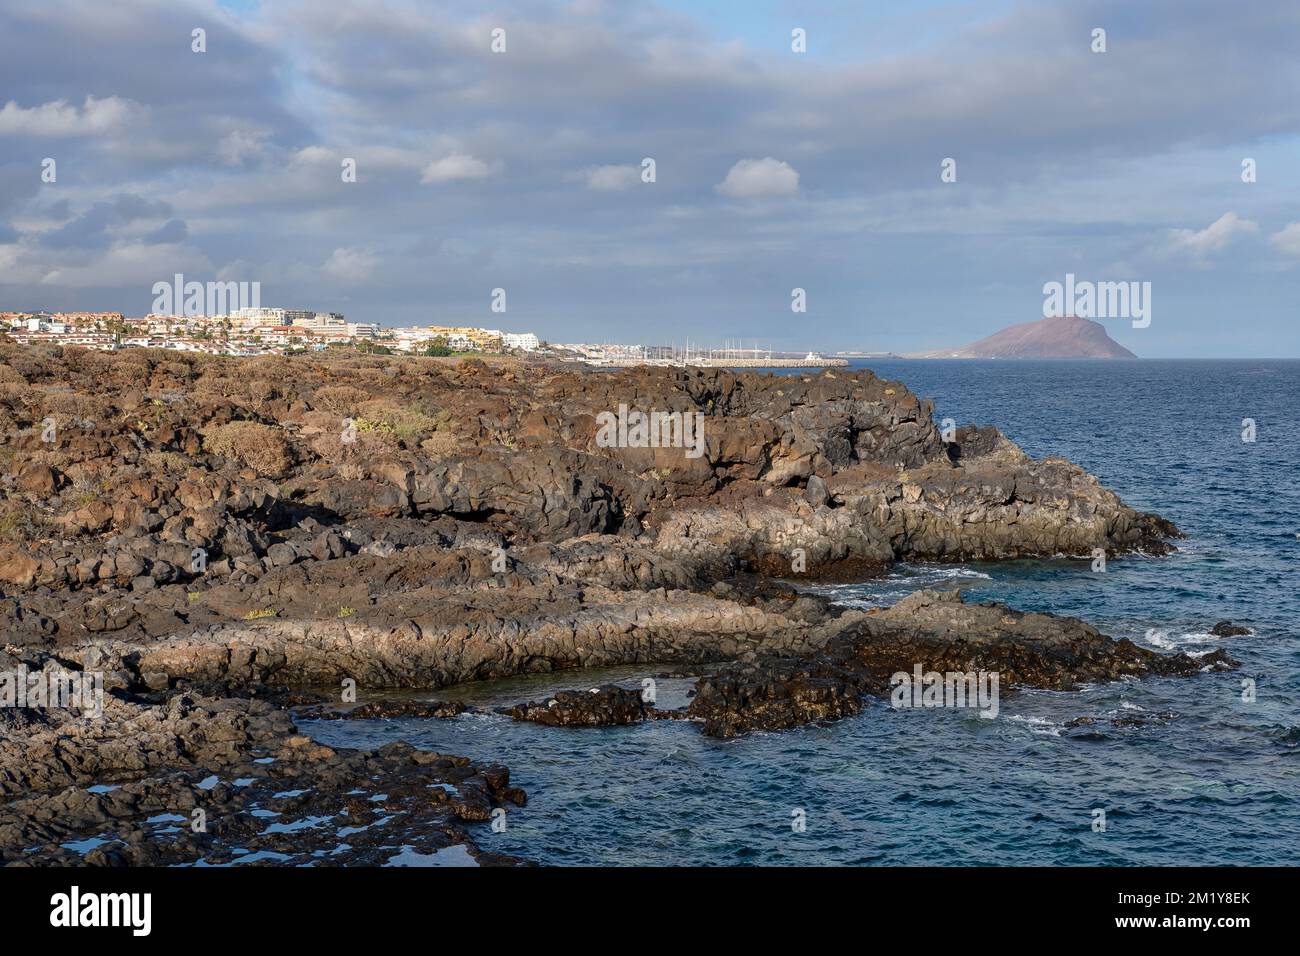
xmin=689 ymin=658 xmax=866 ymax=738
xmin=503 ymin=685 xmax=651 ymax=727
xmin=298 ymin=699 xmax=467 ymax=720
xmin=1064 ymin=710 xmax=1176 ymax=730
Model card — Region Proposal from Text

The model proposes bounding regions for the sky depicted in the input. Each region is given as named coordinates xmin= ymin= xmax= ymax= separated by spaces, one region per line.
xmin=1 ymin=0 xmax=1298 ymax=357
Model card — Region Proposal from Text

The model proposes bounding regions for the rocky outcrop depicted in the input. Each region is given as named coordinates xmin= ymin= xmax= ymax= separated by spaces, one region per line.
xmin=687 ymin=590 xmax=1236 ymax=737
xmin=0 ymin=649 xmax=524 ymax=866
xmin=0 ymin=347 xmax=1219 ymax=866
xmin=689 ymin=659 xmax=866 ymax=738
xmin=75 ymin=567 xmax=859 ymax=692
xmin=848 ymin=589 xmax=1226 ymax=688
xmin=298 ymin=699 xmax=468 ymax=720
xmin=828 ymin=429 xmax=1178 ymax=561
xmin=1 ymin=349 xmax=1176 ymax=653
xmin=503 ymin=685 xmax=652 ymax=727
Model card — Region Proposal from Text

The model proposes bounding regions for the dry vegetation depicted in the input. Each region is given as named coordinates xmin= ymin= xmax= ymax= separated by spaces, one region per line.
xmin=200 ymin=421 xmax=296 ymax=477
xmin=0 ymin=343 xmax=520 ymax=533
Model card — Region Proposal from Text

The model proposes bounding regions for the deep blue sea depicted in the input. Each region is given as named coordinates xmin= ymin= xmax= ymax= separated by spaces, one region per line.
xmin=307 ymin=360 xmax=1300 ymax=865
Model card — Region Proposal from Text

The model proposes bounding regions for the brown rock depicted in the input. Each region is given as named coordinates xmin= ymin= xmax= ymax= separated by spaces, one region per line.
xmin=15 ymin=463 xmax=59 ymax=496
xmin=0 ymin=548 xmax=40 ymax=588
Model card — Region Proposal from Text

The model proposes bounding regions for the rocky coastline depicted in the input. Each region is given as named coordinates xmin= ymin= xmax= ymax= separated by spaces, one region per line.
xmin=0 ymin=345 xmax=1232 ymax=865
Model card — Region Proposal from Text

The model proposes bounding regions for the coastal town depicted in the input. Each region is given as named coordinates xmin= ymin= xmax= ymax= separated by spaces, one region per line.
xmin=0 ymin=308 xmax=846 ymax=367
xmin=0 ymin=308 xmax=541 ymax=357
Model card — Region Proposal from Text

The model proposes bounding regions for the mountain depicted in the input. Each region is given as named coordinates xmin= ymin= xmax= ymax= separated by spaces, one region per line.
xmin=912 ymin=316 xmax=1137 ymax=359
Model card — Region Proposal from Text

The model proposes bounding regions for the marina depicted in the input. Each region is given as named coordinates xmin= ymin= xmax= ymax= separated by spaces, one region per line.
xmin=577 ymin=343 xmax=849 ymax=369
xmin=588 ymin=354 xmax=849 ymax=369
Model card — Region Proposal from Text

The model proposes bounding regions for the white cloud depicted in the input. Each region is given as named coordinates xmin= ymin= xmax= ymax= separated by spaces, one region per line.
xmin=217 ymin=128 xmax=269 ymax=166
xmin=292 ymin=145 xmax=426 ymax=173
xmin=292 ymin=145 xmax=336 ymax=166
xmin=0 ymin=95 xmax=142 ymax=136
xmin=12 ymin=241 xmax=211 ymax=288
xmin=322 ymin=246 xmax=378 ymax=282
xmin=420 ymin=153 xmax=493 ymax=184
xmin=1167 ymin=212 xmax=1258 ymax=259
xmin=1270 ymin=222 xmax=1300 ymax=258
xmin=716 ymin=158 xmax=799 ymax=198
xmin=217 ymin=259 xmax=255 ymax=282
xmin=583 ymin=164 xmax=639 ymax=191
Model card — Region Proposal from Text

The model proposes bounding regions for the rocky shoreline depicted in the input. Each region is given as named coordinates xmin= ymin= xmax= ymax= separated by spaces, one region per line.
xmin=0 ymin=345 xmax=1232 ymax=865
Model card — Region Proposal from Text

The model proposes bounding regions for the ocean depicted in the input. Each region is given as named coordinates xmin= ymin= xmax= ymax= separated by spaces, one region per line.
xmin=307 ymin=360 xmax=1300 ymax=865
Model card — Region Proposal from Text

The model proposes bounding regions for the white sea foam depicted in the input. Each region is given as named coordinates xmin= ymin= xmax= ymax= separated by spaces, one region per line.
xmin=887 ymin=566 xmax=993 ymax=582
xmin=1004 ymin=714 xmax=1062 ymax=737
xmin=1145 ymin=629 xmax=1226 ymax=650
xmin=806 ymin=565 xmax=992 ymax=609
xmin=1179 ymin=632 xmax=1225 ymax=644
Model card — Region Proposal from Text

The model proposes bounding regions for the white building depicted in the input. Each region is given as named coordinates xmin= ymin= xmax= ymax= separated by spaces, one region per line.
xmin=290 ymin=311 xmax=347 ymax=331
xmin=502 ymin=331 xmax=540 ymax=351
xmin=230 ymin=307 xmax=287 ymax=329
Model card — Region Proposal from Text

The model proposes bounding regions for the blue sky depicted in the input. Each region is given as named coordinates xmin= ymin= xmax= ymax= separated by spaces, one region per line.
xmin=2 ymin=0 xmax=1298 ymax=357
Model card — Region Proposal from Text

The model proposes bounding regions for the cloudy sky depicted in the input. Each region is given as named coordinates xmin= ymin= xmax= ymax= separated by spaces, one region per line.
xmin=1 ymin=0 xmax=1298 ymax=356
